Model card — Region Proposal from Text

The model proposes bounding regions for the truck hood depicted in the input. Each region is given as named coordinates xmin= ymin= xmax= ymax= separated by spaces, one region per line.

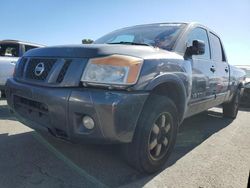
xmin=23 ymin=44 xmax=182 ymax=60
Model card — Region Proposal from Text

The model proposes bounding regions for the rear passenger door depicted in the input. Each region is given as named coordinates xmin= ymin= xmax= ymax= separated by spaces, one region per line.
xmin=209 ymin=33 xmax=229 ymax=99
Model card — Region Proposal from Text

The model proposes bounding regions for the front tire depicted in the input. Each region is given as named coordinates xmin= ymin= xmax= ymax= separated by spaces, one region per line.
xmin=122 ymin=95 xmax=179 ymax=173
xmin=223 ymin=90 xmax=240 ymax=119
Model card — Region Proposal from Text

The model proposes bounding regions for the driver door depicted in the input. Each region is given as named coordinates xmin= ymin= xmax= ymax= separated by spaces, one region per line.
xmin=186 ymin=27 xmax=216 ymax=116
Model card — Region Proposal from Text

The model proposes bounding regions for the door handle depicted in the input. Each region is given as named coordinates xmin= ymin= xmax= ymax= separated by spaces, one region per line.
xmin=225 ymin=67 xmax=229 ymax=73
xmin=210 ymin=66 xmax=216 ymax=73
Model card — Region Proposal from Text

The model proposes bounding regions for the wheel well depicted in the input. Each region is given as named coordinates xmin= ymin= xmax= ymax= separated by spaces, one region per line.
xmin=150 ymin=82 xmax=186 ymax=123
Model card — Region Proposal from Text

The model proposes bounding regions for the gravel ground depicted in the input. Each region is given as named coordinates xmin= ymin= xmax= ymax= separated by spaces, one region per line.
xmin=0 ymin=99 xmax=249 ymax=188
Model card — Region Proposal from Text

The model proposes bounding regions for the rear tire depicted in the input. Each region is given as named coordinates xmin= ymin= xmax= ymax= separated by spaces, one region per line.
xmin=223 ymin=90 xmax=240 ymax=119
xmin=122 ymin=95 xmax=179 ymax=174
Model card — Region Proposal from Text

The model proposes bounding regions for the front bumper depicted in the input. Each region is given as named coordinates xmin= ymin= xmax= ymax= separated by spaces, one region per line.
xmin=6 ymin=78 xmax=149 ymax=143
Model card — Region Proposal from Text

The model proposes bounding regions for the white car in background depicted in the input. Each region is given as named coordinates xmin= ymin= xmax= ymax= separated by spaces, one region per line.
xmin=0 ymin=40 xmax=44 ymax=97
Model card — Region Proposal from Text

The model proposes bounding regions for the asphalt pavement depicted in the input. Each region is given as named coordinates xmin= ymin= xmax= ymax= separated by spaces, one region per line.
xmin=0 ymin=99 xmax=249 ymax=188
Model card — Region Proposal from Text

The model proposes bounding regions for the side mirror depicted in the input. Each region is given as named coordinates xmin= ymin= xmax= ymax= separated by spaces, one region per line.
xmin=185 ymin=40 xmax=205 ymax=57
xmin=82 ymin=39 xmax=93 ymax=44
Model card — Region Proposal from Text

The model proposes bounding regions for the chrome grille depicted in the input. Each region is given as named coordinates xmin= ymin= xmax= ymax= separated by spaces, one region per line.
xmin=25 ymin=58 xmax=56 ymax=81
xmin=14 ymin=57 xmax=83 ymax=87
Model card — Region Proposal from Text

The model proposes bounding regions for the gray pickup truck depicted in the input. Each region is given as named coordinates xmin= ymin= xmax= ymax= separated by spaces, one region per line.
xmin=5 ymin=22 xmax=245 ymax=173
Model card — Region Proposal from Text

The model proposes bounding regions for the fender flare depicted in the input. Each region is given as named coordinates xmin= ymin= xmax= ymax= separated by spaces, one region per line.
xmin=145 ymin=73 xmax=188 ymax=123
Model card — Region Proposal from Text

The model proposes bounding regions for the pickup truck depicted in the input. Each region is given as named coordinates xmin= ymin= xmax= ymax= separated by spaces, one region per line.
xmin=5 ymin=22 xmax=245 ymax=173
xmin=0 ymin=40 xmax=44 ymax=97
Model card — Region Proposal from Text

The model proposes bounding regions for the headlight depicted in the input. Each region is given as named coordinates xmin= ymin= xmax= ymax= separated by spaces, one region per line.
xmin=81 ymin=55 xmax=143 ymax=86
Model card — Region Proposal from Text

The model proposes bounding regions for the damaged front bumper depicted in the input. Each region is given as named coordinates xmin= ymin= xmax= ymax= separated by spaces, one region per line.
xmin=6 ymin=78 xmax=149 ymax=143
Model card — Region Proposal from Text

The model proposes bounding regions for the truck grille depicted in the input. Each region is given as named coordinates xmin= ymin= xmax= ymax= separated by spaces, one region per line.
xmin=14 ymin=57 xmax=85 ymax=87
xmin=26 ymin=58 xmax=56 ymax=81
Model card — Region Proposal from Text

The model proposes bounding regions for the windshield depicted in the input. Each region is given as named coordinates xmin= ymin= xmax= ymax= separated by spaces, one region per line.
xmin=0 ymin=43 xmax=19 ymax=57
xmin=94 ymin=23 xmax=186 ymax=50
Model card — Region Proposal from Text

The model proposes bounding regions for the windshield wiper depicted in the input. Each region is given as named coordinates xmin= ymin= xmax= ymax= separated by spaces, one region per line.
xmin=107 ymin=41 xmax=152 ymax=47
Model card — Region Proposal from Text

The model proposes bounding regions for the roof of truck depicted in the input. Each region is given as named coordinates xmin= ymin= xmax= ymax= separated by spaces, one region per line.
xmin=0 ymin=39 xmax=45 ymax=47
xmin=113 ymin=22 xmax=218 ymax=37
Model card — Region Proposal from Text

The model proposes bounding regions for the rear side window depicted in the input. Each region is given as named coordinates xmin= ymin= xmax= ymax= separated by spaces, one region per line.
xmin=209 ymin=33 xmax=223 ymax=61
xmin=25 ymin=45 xmax=38 ymax=52
xmin=0 ymin=43 xmax=20 ymax=57
xmin=187 ymin=27 xmax=210 ymax=59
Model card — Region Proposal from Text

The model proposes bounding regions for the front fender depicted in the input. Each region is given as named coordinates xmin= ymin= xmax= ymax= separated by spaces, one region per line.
xmin=145 ymin=73 xmax=187 ymax=91
xmin=145 ymin=73 xmax=189 ymax=123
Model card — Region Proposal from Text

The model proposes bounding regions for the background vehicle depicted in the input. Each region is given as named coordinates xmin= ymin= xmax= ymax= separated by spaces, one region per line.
xmin=235 ymin=65 xmax=250 ymax=106
xmin=0 ymin=40 xmax=44 ymax=97
xmin=6 ymin=23 xmax=245 ymax=173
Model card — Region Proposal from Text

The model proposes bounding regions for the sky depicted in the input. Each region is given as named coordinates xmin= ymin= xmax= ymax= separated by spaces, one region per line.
xmin=0 ymin=0 xmax=249 ymax=65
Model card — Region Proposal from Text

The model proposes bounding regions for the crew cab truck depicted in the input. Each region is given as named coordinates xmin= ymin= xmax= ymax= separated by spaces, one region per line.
xmin=0 ymin=40 xmax=44 ymax=97
xmin=5 ymin=23 xmax=245 ymax=173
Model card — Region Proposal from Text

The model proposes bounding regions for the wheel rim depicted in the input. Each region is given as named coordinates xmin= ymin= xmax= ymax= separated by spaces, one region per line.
xmin=148 ymin=112 xmax=172 ymax=160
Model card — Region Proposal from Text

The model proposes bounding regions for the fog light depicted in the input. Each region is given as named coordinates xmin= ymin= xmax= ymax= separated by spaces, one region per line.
xmin=82 ymin=116 xmax=95 ymax=130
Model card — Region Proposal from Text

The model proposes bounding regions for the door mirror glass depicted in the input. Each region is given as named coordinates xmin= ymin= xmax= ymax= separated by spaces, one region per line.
xmin=186 ymin=40 xmax=205 ymax=57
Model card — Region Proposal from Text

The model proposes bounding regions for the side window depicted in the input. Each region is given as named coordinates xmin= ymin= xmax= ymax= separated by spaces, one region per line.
xmin=25 ymin=45 xmax=38 ymax=52
xmin=187 ymin=28 xmax=210 ymax=59
xmin=0 ymin=43 xmax=20 ymax=57
xmin=209 ymin=33 xmax=223 ymax=61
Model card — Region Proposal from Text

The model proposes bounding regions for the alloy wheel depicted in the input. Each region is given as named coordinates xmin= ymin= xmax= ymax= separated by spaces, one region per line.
xmin=148 ymin=112 xmax=172 ymax=160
